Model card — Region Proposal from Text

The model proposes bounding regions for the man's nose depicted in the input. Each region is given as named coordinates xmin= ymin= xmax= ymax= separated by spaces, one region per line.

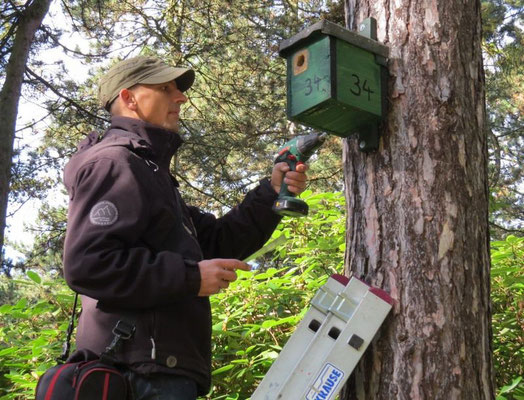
xmin=174 ymin=89 xmax=188 ymax=104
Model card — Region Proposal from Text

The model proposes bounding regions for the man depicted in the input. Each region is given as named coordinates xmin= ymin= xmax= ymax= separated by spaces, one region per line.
xmin=62 ymin=56 xmax=308 ymax=399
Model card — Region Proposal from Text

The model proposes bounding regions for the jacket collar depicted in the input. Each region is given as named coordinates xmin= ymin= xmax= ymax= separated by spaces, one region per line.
xmin=105 ymin=116 xmax=183 ymax=170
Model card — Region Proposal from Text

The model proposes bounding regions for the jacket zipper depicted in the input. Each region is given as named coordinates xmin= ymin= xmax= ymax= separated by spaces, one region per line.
xmin=170 ymin=179 xmax=204 ymax=260
xmin=150 ymin=337 xmax=157 ymax=360
xmin=150 ymin=312 xmax=157 ymax=360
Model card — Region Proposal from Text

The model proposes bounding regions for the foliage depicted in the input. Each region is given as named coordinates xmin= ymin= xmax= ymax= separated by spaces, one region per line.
xmin=209 ymin=266 xmax=323 ymax=399
xmin=491 ymin=235 xmax=524 ymax=400
xmin=1 ymin=192 xmax=522 ymax=399
xmin=0 ymin=1 xmax=24 ymax=74
xmin=19 ymin=0 xmax=343 ymax=216
xmin=0 ymin=273 xmax=74 ymax=400
xmin=0 ymin=191 xmax=346 ymax=399
xmin=481 ymin=0 xmax=524 ymax=238
xmin=208 ymin=191 xmax=345 ymax=398
xmin=7 ymin=203 xmax=67 ymax=276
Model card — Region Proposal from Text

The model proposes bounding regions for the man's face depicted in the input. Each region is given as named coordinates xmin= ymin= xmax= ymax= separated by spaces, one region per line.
xmin=129 ymin=81 xmax=188 ymax=132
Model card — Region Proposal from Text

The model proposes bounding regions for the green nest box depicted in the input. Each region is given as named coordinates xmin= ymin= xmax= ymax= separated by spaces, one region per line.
xmin=279 ymin=19 xmax=389 ymax=151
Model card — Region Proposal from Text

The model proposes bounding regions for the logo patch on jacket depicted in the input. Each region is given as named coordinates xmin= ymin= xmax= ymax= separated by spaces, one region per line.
xmin=89 ymin=201 xmax=118 ymax=226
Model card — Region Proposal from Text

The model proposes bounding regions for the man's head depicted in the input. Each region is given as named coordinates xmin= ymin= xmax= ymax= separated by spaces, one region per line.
xmin=98 ymin=56 xmax=195 ymax=132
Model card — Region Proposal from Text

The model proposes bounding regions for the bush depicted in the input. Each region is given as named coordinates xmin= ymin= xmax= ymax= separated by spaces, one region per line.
xmin=0 ymin=273 xmax=74 ymax=399
xmin=491 ymin=235 xmax=524 ymax=400
xmin=0 ymin=193 xmax=522 ymax=399
xmin=207 ymin=191 xmax=346 ymax=399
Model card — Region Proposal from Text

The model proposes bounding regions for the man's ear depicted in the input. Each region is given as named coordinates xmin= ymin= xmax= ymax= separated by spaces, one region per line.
xmin=119 ymin=88 xmax=138 ymax=111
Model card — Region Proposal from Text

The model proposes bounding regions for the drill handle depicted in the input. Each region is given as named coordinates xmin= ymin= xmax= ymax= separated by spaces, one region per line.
xmin=272 ymin=158 xmax=309 ymax=217
xmin=278 ymin=159 xmax=296 ymax=198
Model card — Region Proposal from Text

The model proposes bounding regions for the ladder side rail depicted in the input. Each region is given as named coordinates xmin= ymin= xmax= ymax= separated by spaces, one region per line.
xmin=251 ymin=276 xmax=347 ymax=399
xmin=300 ymin=290 xmax=393 ymax=400
xmin=272 ymin=278 xmax=371 ymax=399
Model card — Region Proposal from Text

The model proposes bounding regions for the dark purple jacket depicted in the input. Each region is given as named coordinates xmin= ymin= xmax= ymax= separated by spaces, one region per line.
xmin=63 ymin=116 xmax=281 ymax=394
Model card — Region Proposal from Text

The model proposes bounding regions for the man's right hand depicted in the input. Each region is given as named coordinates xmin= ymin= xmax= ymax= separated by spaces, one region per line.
xmin=197 ymin=259 xmax=251 ymax=296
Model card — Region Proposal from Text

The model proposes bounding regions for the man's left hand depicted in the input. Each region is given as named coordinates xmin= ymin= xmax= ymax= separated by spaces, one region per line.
xmin=270 ymin=162 xmax=308 ymax=195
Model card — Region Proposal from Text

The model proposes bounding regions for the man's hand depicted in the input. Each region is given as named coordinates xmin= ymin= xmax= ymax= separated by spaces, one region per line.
xmin=270 ymin=162 xmax=308 ymax=195
xmin=198 ymin=259 xmax=251 ymax=296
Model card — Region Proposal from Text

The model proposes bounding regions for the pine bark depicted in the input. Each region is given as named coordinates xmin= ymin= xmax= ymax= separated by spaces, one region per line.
xmin=341 ymin=0 xmax=494 ymax=399
xmin=0 ymin=0 xmax=51 ymax=262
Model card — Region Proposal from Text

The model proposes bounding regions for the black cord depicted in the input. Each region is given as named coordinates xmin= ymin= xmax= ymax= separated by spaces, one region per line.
xmin=58 ymin=293 xmax=79 ymax=362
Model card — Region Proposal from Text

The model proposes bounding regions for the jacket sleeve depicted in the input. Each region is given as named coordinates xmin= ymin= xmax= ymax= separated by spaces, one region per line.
xmin=63 ymin=157 xmax=201 ymax=309
xmin=187 ymin=178 xmax=282 ymax=260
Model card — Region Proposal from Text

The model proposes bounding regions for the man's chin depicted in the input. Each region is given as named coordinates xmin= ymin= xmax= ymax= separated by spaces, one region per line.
xmin=163 ymin=122 xmax=179 ymax=133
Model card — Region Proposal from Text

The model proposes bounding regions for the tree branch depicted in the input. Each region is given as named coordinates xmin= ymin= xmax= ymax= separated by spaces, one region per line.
xmin=25 ymin=67 xmax=109 ymax=123
xmin=490 ymin=221 xmax=524 ymax=235
xmin=175 ymin=172 xmax=230 ymax=208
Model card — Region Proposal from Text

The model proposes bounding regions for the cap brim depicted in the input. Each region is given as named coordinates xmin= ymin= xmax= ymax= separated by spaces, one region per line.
xmin=140 ymin=67 xmax=195 ymax=92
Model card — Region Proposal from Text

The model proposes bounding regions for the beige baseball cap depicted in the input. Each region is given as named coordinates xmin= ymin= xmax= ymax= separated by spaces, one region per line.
xmin=98 ymin=56 xmax=195 ymax=110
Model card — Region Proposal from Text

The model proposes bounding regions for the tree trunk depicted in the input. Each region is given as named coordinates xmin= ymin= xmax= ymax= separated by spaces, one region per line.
xmin=341 ymin=0 xmax=494 ymax=399
xmin=0 ymin=0 xmax=51 ymax=263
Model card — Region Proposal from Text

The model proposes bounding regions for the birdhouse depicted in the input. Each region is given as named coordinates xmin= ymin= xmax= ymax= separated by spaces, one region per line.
xmin=279 ymin=19 xmax=389 ymax=151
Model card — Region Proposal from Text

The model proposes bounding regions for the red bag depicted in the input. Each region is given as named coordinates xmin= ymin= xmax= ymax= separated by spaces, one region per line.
xmin=35 ymin=294 xmax=135 ymax=400
xmin=35 ymin=349 xmax=129 ymax=400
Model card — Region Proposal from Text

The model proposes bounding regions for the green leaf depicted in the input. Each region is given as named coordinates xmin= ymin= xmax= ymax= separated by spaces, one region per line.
xmin=0 ymin=347 xmax=17 ymax=356
xmin=498 ymin=376 xmax=523 ymax=394
xmin=14 ymin=298 xmax=28 ymax=309
xmin=212 ymin=364 xmax=235 ymax=375
xmin=261 ymin=315 xmax=297 ymax=329
xmin=230 ymin=359 xmax=248 ymax=365
xmin=26 ymin=271 xmax=41 ymax=284
xmin=0 ymin=304 xmax=13 ymax=313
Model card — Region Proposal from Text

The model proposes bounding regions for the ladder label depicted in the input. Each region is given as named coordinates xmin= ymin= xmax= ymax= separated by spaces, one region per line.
xmin=305 ymin=363 xmax=345 ymax=400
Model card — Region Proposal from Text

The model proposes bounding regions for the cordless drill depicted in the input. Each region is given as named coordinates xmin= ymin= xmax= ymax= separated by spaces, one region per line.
xmin=272 ymin=133 xmax=327 ymax=217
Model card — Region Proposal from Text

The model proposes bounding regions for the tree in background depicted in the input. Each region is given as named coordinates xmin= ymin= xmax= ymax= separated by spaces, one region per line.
xmin=0 ymin=0 xmax=122 ymax=274
xmin=40 ymin=0 xmax=345 ymax=210
xmin=6 ymin=0 xmax=345 ymax=276
xmin=0 ymin=0 xmax=51 ymax=269
xmin=341 ymin=0 xmax=493 ymax=398
xmin=482 ymin=0 xmax=523 ymax=238
xmin=5 ymin=0 xmax=521 ymax=278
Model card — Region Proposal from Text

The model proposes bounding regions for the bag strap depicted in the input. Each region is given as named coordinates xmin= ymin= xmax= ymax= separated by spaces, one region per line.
xmin=99 ymin=315 xmax=136 ymax=365
xmin=58 ymin=293 xmax=79 ymax=362
xmin=58 ymin=293 xmax=137 ymax=365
